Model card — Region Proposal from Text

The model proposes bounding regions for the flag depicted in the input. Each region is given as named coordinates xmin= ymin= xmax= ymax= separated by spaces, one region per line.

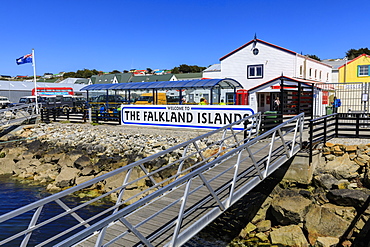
xmin=16 ymin=53 xmax=33 ymax=65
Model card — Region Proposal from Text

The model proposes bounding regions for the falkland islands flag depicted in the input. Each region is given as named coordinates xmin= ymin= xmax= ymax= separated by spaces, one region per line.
xmin=16 ymin=53 xmax=33 ymax=65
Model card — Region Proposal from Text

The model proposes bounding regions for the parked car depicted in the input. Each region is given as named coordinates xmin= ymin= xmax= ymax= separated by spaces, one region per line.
xmin=0 ymin=96 xmax=10 ymax=108
xmin=11 ymin=95 xmax=87 ymax=112
xmin=93 ymin=95 xmax=127 ymax=103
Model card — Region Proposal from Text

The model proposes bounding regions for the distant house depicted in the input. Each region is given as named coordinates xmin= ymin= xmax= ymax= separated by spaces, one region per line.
xmin=43 ymin=73 xmax=54 ymax=79
xmin=132 ymin=70 xmax=147 ymax=75
xmin=54 ymin=72 xmax=65 ymax=78
xmin=338 ymin=54 xmax=370 ymax=83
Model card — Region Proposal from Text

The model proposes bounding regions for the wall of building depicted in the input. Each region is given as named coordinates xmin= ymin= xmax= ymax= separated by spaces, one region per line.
xmin=220 ymin=41 xmax=331 ymax=91
xmin=339 ymin=55 xmax=370 ymax=82
xmin=295 ymin=56 xmax=332 ymax=83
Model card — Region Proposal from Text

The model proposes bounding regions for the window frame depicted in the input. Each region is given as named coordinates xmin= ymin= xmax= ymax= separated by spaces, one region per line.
xmin=247 ymin=64 xmax=264 ymax=79
xmin=358 ymin=65 xmax=370 ymax=77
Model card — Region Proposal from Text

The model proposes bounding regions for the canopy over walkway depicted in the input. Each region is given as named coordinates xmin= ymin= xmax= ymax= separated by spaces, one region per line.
xmin=81 ymin=78 xmax=243 ymax=91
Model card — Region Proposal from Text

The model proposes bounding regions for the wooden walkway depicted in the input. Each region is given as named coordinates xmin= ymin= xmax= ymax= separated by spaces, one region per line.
xmin=0 ymin=113 xmax=304 ymax=247
xmin=75 ymin=134 xmax=296 ymax=247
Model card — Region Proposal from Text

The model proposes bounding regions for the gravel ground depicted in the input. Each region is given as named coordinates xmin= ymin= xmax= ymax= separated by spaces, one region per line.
xmin=328 ymin=137 xmax=370 ymax=145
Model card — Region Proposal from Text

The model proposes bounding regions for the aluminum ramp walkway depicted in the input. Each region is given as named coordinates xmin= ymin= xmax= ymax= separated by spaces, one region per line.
xmin=0 ymin=103 xmax=39 ymax=128
xmin=0 ymin=113 xmax=305 ymax=247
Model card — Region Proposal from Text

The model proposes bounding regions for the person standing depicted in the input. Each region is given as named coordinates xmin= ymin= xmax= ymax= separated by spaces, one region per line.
xmin=332 ymin=96 xmax=341 ymax=113
xmin=273 ymin=97 xmax=280 ymax=111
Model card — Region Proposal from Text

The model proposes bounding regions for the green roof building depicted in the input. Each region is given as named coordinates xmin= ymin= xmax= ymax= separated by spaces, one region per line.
xmin=129 ymin=74 xmax=175 ymax=82
xmin=173 ymin=73 xmax=203 ymax=80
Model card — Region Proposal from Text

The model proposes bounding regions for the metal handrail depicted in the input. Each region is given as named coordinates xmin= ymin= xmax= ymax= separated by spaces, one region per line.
xmin=0 ymin=103 xmax=39 ymax=126
xmin=63 ymin=113 xmax=304 ymax=247
xmin=0 ymin=113 xmax=262 ymax=246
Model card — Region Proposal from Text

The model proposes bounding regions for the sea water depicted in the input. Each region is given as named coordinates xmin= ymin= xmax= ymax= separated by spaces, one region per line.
xmin=0 ymin=175 xmax=113 ymax=246
xmin=0 ymin=175 xmax=227 ymax=246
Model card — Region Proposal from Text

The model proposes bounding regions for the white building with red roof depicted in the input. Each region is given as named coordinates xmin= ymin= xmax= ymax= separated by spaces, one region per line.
xmin=217 ymin=38 xmax=332 ymax=90
xmin=202 ymin=37 xmax=333 ymax=114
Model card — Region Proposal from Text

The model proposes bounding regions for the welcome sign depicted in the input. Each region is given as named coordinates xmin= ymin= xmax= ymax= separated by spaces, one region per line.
xmin=121 ymin=105 xmax=255 ymax=130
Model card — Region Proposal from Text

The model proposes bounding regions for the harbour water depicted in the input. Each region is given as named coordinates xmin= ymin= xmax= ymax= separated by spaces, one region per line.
xmin=0 ymin=175 xmax=227 ymax=247
xmin=0 ymin=174 xmax=114 ymax=246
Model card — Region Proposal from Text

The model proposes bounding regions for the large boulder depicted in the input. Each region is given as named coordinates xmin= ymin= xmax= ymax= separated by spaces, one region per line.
xmin=0 ymin=158 xmax=16 ymax=174
xmin=74 ymin=155 xmax=91 ymax=169
xmin=323 ymin=153 xmax=360 ymax=179
xmin=270 ymin=189 xmax=312 ymax=225
xmin=58 ymin=153 xmax=75 ymax=168
xmin=2 ymin=146 xmax=27 ymax=161
xmin=327 ymin=189 xmax=370 ymax=208
xmin=270 ymin=225 xmax=309 ymax=246
xmin=54 ymin=166 xmax=79 ymax=188
xmin=304 ymin=204 xmax=352 ymax=245
xmin=313 ymin=173 xmax=339 ymax=190
xmin=314 ymin=236 xmax=340 ymax=247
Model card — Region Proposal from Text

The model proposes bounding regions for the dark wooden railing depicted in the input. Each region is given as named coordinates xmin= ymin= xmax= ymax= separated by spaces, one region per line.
xmin=41 ymin=108 xmax=88 ymax=123
xmin=309 ymin=112 xmax=370 ymax=163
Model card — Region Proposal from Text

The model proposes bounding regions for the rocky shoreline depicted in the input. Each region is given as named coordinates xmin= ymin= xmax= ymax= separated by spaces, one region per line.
xmin=1 ymin=123 xmax=370 ymax=246
xmin=227 ymin=140 xmax=370 ymax=246
xmin=0 ymin=123 xmax=212 ymax=195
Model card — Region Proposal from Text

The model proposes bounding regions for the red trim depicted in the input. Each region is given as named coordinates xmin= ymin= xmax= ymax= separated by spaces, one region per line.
xmin=220 ymin=39 xmax=296 ymax=61
xmin=248 ymin=75 xmax=315 ymax=93
xmin=338 ymin=54 xmax=370 ymax=69
xmin=32 ymin=87 xmax=74 ymax=96
xmin=271 ymin=86 xmax=297 ymax=89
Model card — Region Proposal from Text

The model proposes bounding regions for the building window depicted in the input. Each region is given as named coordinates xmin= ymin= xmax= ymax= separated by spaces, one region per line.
xmin=315 ymin=69 xmax=317 ymax=79
xmin=358 ymin=65 xmax=370 ymax=76
xmin=320 ymin=71 xmax=322 ymax=80
xmin=299 ymin=65 xmax=303 ymax=76
xmin=247 ymin=64 xmax=263 ymax=79
xmin=309 ymin=68 xmax=312 ymax=78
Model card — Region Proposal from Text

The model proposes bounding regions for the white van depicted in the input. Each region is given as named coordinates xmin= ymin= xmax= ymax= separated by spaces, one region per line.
xmin=0 ymin=96 xmax=10 ymax=108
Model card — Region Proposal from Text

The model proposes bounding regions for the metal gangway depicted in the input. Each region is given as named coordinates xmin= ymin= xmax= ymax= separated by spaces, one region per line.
xmin=0 ymin=103 xmax=39 ymax=127
xmin=0 ymin=112 xmax=305 ymax=247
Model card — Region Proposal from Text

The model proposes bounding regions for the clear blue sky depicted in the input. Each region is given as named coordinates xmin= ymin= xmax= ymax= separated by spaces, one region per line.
xmin=1 ymin=0 xmax=369 ymax=77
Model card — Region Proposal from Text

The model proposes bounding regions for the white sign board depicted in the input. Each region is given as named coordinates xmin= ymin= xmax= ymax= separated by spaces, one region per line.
xmin=121 ymin=105 xmax=256 ymax=130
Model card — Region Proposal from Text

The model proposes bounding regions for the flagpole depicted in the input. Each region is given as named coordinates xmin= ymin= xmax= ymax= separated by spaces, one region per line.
xmin=32 ymin=49 xmax=39 ymax=114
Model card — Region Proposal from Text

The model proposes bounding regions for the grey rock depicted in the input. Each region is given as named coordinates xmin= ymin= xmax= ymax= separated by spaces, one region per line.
xmin=304 ymin=204 xmax=351 ymax=245
xmin=313 ymin=173 xmax=338 ymax=190
xmin=270 ymin=189 xmax=312 ymax=225
xmin=0 ymin=158 xmax=16 ymax=174
xmin=327 ymin=189 xmax=370 ymax=208
xmin=270 ymin=225 xmax=309 ymax=246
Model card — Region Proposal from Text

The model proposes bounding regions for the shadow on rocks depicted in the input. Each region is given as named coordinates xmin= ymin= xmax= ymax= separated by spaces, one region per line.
xmin=184 ymin=157 xmax=293 ymax=246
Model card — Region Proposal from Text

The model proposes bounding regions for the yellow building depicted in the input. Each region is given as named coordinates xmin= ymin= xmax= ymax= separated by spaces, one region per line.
xmin=338 ymin=54 xmax=370 ymax=82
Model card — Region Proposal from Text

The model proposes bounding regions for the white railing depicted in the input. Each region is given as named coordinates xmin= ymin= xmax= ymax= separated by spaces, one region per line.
xmin=0 ymin=112 xmax=305 ymax=247
xmin=0 ymin=103 xmax=39 ymax=126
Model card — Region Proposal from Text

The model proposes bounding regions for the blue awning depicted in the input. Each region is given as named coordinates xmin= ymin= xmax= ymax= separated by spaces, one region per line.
xmin=80 ymin=78 xmax=243 ymax=91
